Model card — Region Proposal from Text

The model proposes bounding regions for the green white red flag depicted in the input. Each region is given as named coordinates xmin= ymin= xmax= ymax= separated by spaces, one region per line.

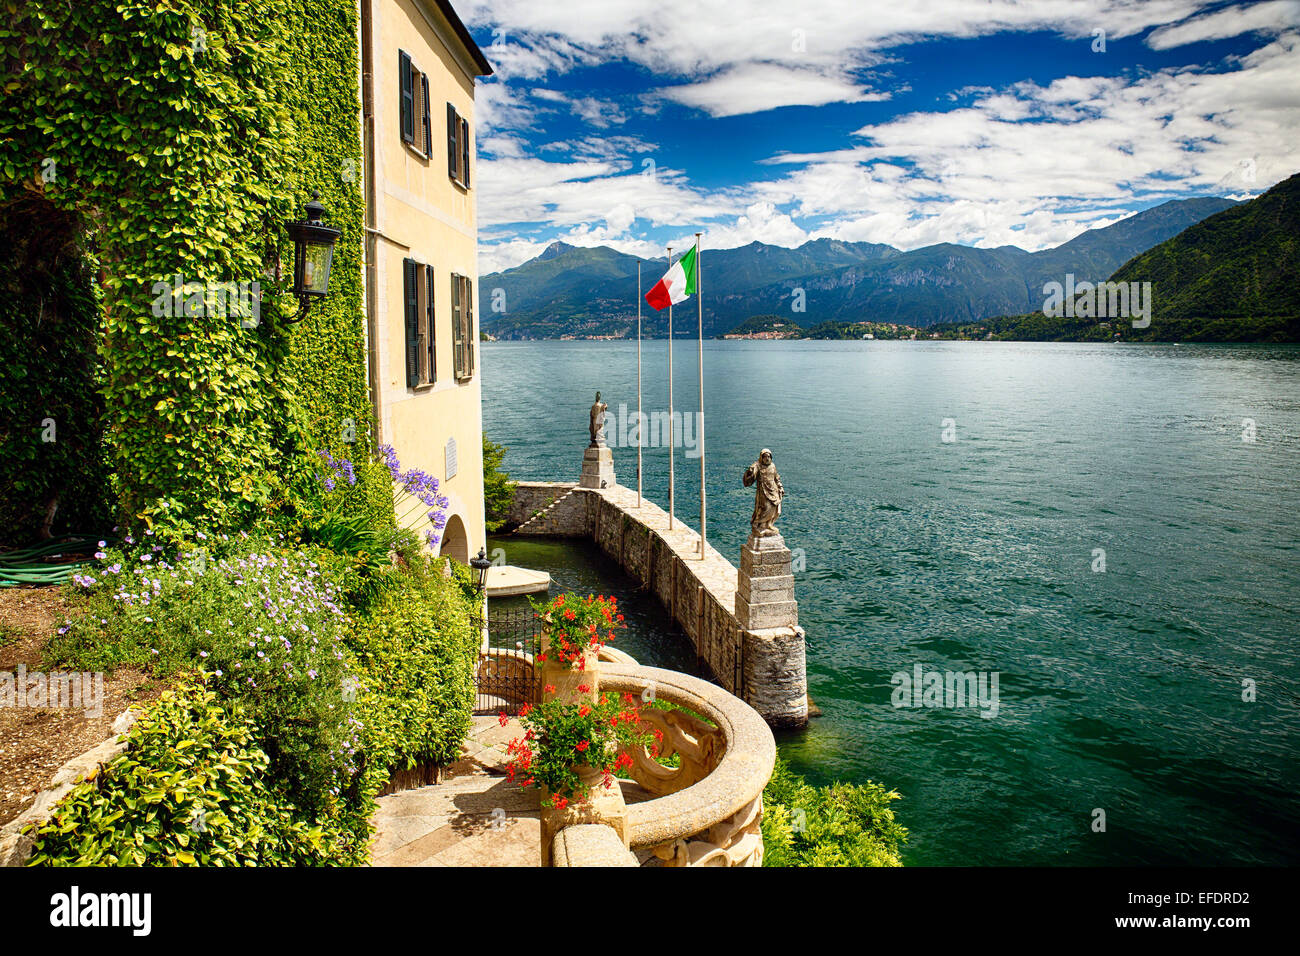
xmin=645 ymin=245 xmax=697 ymax=310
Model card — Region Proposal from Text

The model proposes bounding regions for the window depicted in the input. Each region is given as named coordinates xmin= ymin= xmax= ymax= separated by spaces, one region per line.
xmin=403 ymin=258 xmax=436 ymax=387
xmin=451 ymin=273 xmax=474 ymax=381
xmin=398 ymin=50 xmax=432 ymax=156
xmin=446 ymin=103 xmax=470 ymax=188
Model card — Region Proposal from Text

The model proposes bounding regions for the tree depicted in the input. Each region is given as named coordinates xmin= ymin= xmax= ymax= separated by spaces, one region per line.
xmin=482 ymin=433 xmax=515 ymax=533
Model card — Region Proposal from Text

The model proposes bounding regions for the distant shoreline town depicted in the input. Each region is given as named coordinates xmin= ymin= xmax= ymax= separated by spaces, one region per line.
xmin=484 ymin=311 xmax=1300 ymax=344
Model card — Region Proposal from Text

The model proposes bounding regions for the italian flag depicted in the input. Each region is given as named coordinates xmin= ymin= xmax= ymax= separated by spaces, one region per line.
xmin=644 ymin=245 xmax=696 ymax=311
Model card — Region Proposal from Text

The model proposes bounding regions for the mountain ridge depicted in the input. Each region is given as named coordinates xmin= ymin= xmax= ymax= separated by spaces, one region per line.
xmin=481 ymin=196 xmax=1238 ymax=338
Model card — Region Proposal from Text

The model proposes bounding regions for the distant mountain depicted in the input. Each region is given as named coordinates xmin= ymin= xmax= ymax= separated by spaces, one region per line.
xmin=536 ymin=240 xmax=577 ymax=261
xmin=480 ymin=197 xmax=1237 ymax=338
xmin=1110 ymin=173 xmax=1299 ymax=322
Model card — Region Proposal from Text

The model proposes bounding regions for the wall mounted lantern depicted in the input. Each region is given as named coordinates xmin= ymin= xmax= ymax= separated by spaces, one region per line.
xmin=470 ymin=547 xmax=493 ymax=592
xmin=285 ymin=192 xmax=341 ymax=323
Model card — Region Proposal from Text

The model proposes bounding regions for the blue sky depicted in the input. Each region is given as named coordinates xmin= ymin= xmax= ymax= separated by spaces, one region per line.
xmin=458 ymin=0 xmax=1300 ymax=273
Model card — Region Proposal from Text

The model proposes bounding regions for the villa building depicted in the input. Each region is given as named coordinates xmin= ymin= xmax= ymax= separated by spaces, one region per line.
xmin=360 ymin=0 xmax=493 ymax=561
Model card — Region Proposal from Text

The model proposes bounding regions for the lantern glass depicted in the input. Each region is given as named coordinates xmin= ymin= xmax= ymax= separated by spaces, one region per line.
xmin=300 ymin=240 xmax=334 ymax=296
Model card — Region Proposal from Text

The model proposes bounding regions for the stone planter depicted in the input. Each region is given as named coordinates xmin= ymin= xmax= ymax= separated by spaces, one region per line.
xmin=540 ymin=764 xmax=628 ymax=866
xmin=539 ymin=635 xmax=599 ymax=704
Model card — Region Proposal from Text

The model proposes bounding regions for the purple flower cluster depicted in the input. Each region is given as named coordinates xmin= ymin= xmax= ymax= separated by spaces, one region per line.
xmin=312 ymin=444 xmax=453 ymax=550
xmin=317 ymin=449 xmax=358 ymax=493
xmin=380 ymin=444 xmax=451 ymax=548
xmin=69 ymin=540 xmax=366 ymax=794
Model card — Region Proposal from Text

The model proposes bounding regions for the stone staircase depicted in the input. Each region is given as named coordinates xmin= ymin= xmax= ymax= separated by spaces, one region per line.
xmin=510 ymin=487 xmax=581 ymax=536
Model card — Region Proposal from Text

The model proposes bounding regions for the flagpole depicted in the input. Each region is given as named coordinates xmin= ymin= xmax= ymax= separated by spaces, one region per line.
xmin=696 ymin=232 xmax=705 ymax=558
xmin=637 ymin=260 xmax=643 ymax=509
xmin=666 ymin=245 xmax=674 ymax=531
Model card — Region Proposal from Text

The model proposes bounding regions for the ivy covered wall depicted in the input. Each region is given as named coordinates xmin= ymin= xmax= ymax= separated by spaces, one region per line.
xmin=0 ymin=0 xmax=389 ymax=541
xmin=0 ymin=198 xmax=111 ymax=542
xmin=278 ymin=0 xmax=393 ymax=528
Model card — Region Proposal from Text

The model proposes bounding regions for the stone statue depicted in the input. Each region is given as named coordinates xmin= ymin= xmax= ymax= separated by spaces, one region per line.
xmin=743 ymin=448 xmax=784 ymax=538
xmin=588 ymin=391 xmax=608 ymax=446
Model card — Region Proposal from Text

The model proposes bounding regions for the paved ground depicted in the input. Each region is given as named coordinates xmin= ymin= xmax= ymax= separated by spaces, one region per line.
xmin=370 ymin=715 xmax=542 ymax=867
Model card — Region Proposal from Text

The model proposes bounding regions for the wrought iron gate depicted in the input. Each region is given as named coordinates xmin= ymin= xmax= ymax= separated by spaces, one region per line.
xmin=473 ymin=606 xmax=542 ymax=715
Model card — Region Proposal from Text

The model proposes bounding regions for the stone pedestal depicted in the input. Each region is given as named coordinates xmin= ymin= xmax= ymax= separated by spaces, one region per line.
xmin=540 ymin=767 xmax=629 ymax=866
xmin=737 ymin=534 xmax=807 ymax=729
xmin=578 ymin=444 xmax=616 ymax=489
xmin=736 ymin=534 xmax=797 ymax=630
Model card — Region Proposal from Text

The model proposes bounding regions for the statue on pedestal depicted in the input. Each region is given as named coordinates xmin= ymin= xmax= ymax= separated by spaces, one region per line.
xmin=588 ymin=391 xmax=608 ymax=447
xmin=743 ymin=448 xmax=784 ymax=538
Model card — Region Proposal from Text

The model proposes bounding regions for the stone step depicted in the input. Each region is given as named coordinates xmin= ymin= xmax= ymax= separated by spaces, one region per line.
xmin=512 ymin=488 xmax=577 ymax=534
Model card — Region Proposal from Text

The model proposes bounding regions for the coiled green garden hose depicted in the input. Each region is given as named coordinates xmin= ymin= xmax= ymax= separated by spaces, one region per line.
xmin=0 ymin=535 xmax=108 ymax=587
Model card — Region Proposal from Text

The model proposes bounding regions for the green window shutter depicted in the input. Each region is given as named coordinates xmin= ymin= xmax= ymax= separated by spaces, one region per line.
xmin=451 ymin=272 xmax=463 ymax=377
xmin=404 ymin=258 xmax=419 ymax=387
xmin=460 ymin=117 xmax=470 ymax=189
xmin=434 ymin=265 xmax=444 ymax=385
xmin=421 ymin=74 xmax=432 ymax=155
xmin=466 ymin=279 xmax=474 ymax=377
xmin=399 ymin=51 xmax=414 ymax=144
xmin=447 ymin=103 xmax=458 ymax=180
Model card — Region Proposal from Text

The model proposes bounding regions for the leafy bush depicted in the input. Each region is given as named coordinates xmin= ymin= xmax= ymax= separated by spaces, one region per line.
xmin=40 ymin=526 xmax=483 ymax=863
xmin=46 ymin=536 xmax=360 ymax=818
xmin=761 ymin=756 xmax=907 ymax=867
xmin=346 ymin=566 xmax=480 ymax=796
xmin=26 ymin=682 xmax=359 ymax=866
xmin=483 ymin=432 xmax=516 ymax=532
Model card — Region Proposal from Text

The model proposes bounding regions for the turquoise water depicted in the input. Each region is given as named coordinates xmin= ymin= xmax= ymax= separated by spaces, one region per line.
xmin=481 ymin=339 xmax=1300 ymax=866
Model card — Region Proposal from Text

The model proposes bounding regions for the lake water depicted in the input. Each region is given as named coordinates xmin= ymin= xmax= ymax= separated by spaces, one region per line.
xmin=481 ymin=339 xmax=1300 ymax=866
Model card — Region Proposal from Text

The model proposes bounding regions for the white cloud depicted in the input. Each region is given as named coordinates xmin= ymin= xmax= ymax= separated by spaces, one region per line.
xmin=1146 ymin=0 xmax=1300 ymax=50
xmin=695 ymin=201 xmax=810 ymax=248
xmin=571 ymin=96 xmax=627 ymax=127
xmin=656 ymin=63 xmax=889 ymax=118
xmin=741 ymin=35 xmax=1300 ymax=250
xmin=476 ymin=149 xmax=740 ymax=258
xmin=469 ymin=1 xmax=1300 ymax=269
xmin=462 ymin=0 xmax=1225 ymax=115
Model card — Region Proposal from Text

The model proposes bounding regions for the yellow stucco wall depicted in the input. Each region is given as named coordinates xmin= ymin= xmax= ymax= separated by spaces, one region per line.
xmin=370 ymin=0 xmax=484 ymax=562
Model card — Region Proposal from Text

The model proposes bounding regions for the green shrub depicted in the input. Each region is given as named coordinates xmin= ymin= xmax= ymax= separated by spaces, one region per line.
xmin=43 ymin=530 xmax=483 ymax=862
xmin=282 ymin=444 xmax=446 ymax=612
xmin=26 ymin=682 xmax=359 ymax=866
xmin=46 ymin=537 xmax=360 ymax=819
xmin=483 ymin=432 xmax=516 ymax=532
xmin=346 ymin=566 xmax=480 ymax=796
xmin=761 ymin=756 xmax=907 ymax=867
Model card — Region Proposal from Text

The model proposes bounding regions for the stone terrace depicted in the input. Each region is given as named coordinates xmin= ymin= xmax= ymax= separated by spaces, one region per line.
xmin=370 ymin=716 xmax=541 ymax=867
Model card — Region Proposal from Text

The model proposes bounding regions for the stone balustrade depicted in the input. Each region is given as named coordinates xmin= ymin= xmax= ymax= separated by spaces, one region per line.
xmin=508 ymin=479 xmax=808 ymax=729
xmin=552 ymin=661 xmax=776 ymax=867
